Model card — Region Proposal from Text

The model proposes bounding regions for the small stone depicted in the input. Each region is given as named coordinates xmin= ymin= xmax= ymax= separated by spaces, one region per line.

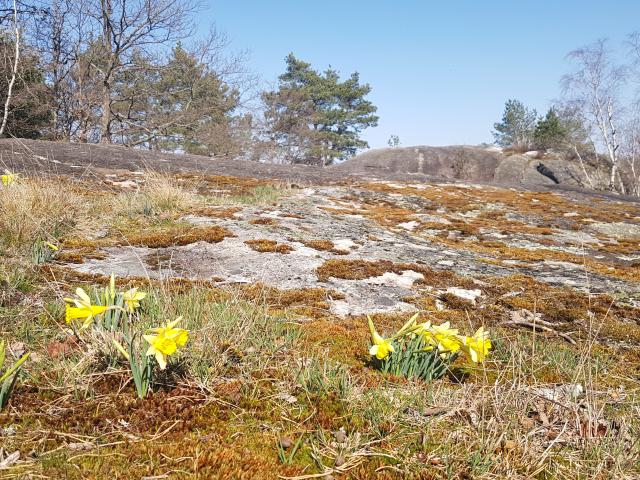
xmin=334 ymin=454 xmax=345 ymax=467
xmin=334 ymin=429 xmax=347 ymax=443
xmin=398 ymin=220 xmax=420 ymax=231
xmin=445 ymin=287 xmax=483 ymax=304
xmin=447 ymin=230 xmax=461 ymax=240
xmin=279 ymin=437 xmax=293 ymax=449
xmin=8 ymin=342 xmax=26 ymax=357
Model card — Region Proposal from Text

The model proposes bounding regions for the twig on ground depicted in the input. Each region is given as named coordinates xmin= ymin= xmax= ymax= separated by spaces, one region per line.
xmin=501 ymin=320 xmax=577 ymax=344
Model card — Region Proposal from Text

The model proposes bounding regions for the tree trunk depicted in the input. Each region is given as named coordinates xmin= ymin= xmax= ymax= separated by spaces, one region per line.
xmin=100 ymin=85 xmax=111 ymax=143
xmin=0 ymin=0 xmax=20 ymax=137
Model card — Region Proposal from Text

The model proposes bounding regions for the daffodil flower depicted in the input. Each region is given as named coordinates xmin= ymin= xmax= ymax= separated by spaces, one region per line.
xmin=64 ymin=287 xmax=108 ymax=329
xmin=429 ymin=322 xmax=462 ymax=354
xmin=414 ymin=321 xmax=461 ymax=354
xmin=367 ymin=316 xmax=395 ymax=360
xmin=459 ymin=327 xmax=491 ymax=363
xmin=123 ymin=287 xmax=146 ymax=313
xmin=1 ymin=171 xmax=16 ymax=187
xmin=148 ymin=317 xmax=188 ymax=346
xmin=144 ymin=334 xmax=177 ymax=370
xmin=143 ymin=318 xmax=189 ymax=370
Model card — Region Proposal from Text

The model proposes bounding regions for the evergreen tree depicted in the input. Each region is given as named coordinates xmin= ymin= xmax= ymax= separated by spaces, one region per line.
xmin=534 ymin=108 xmax=568 ymax=150
xmin=0 ymin=37 xmax=51 ymax=138
xmin=493 ymin=99 xmax=537 ymax=150
xmin=111 ymin=44 xmax=239 ymax=154
xmin=263 ymin=54 xmax=378 ymax=165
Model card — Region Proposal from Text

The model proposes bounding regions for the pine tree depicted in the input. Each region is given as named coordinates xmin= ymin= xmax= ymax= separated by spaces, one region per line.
xmin=111 ymin=44 xmax=239 ymax=154
xmin=493 ymin=99 xmax=537 ymax=150
xmin=263 ymin=54 xmax=379 ymax=165
xmin=534 ymin=109 xmax=568 ymax=150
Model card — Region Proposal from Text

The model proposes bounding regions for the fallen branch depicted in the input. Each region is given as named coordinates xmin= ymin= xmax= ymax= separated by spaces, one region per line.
xmin=501 ymin=320 xmax=576 ymax=344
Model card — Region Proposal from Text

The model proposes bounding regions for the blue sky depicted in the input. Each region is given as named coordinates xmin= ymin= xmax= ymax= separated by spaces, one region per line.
xmin=198 ymin=1 xmax=640 ymax=149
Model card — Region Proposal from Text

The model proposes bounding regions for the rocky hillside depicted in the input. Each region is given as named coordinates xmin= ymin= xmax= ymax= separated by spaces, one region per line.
xmin=336 ymin=145 xmax=607 ymax=188
xmin=0 ymin=139 xmax=611 ymax=190
xmin=1 ymin=141 xmax=639 ymax=478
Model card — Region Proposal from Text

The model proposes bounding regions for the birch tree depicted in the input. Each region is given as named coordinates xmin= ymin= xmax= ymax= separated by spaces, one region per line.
xmin=562 ymin=40 xmax=627 ymax=192
xmin=0 ymin=0 xmax=19 ymax=136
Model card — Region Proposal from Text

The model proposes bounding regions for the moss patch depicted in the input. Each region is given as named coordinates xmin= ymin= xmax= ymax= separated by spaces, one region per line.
xmin=244 ymin=239 xmax=293 ymax=254
xmin=302 ymin=239 xmax=335 ymax=251
xmin=124 ymin=225 xmax=233 ymax=248
xmin=249 ymin=217 xmax=278 ymax=225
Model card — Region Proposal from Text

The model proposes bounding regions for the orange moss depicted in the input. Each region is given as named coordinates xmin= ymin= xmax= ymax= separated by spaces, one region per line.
xmin=437 ymin=237 xmax=640 ymax=282
xmin=244 ymin=239 xmax=293 ymax=254
xmin=439 ymin=292 xmax=476 ymax=310
xmin=40 ymin=264 xmax=226 ymax=296
xmin=3 ymin=382 xmax=306 ymax=479
xmin=282 ymin=212 xmax=304 ymax=219
xmin=301 ymin=239 xmax=335 ymax=251
xmin=316 ymin=258 xmax=478 ymax=289
xmin=316 ymin=259 xmax=394 ymax=281
xmin=240 ymin=284 xmax=344 ymax=319
xmin=124 ymin=225 xmax=233 ymax=248
xmin=55 ymin=240 xmax=107 ymax=264
xmin=191 ymin=206 xmax=243 ymax=219
xmin=363 ymin=181 xmax=640 ymax=224
xmin=175 ymin=172 xmax=269 ymax=196
xmin=249 ymin=217 xmax=277 ymax=225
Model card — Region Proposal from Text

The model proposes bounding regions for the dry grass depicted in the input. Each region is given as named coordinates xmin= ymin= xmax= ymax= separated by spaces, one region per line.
xmin=0 ymin=178 xmax=87 ymax=252
xmin=108 ymin=171 xmax=200 ymax=218
xmin=1 ymin=276 xmax=636 ymax=479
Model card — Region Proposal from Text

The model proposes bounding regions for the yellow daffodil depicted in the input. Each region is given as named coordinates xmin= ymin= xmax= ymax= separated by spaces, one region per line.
xmin=148 ymin=317 xmax=188 ymax=346
xmin=144 ymin=318 xmax=189 ymax=370
xmin=430 ymin=322 xmax=462 ymax=354
xmin=65 ymin=304 xmax=108 ymax=329
xmin=396 ymin=312 xmax=420 ymax=336
xmin=64 ymin=287 xmax=108 ymax=329
xmin=459 ymin=327 xmax=491 ymax=363
xmin=413 ymin=320 xmax=432 ymax=336
xmin=1 ymin=171 xmax=16 ymax=187
xmin=143 ymin=333 xmax=176 ymax=370
xmin=415 ymin=321 xmax=461 ymax=354
xmin=367 ymin=316 xmax=395 ymax=360
xmin=123 ymin=287 xmax=146 ymax=313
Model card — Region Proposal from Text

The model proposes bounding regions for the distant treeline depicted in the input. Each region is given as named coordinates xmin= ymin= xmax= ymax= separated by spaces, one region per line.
xmin=0 ymin=0 xmax=378 ymax=166
xmin=492 ymin=37 xmax=640 ymax=196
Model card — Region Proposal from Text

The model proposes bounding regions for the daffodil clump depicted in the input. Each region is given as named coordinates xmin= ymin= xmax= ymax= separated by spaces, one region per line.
xmin=368 ymin=314 xmax=491 ymax=381
xmin=63 ymin=274 xmax=148 ymax=332
xmin=63 ymin=274 xmax=189 ymax=398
